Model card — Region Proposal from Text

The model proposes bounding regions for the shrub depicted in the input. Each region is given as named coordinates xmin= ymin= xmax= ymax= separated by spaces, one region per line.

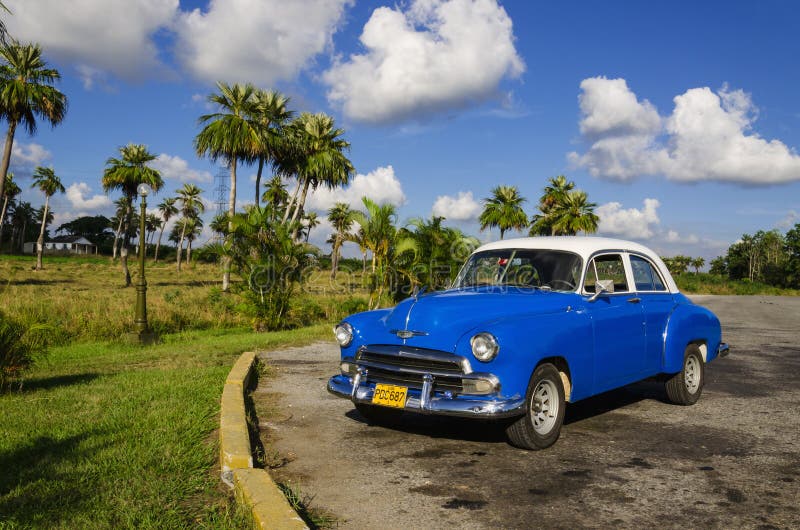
xmin=0 ymin=311 xmax=51 ymax=391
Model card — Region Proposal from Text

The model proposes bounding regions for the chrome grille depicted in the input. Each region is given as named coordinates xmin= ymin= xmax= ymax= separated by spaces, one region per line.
xmin=355 ymin=344 xmax=469 ymax=392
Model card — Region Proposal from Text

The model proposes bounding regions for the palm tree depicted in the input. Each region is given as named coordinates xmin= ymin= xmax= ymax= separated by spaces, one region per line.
xmin=31 ymin=166 xmax=64 ymax=270
xmin=328 ymin=202 xmax=353 ymax=279
xmin=102 ymin=144 xmax=163 ymax=286
xmin=547 ymin=190 xmax=599 ymax=236
xmin=0 ymin=171 xmax=19 ymax=251
xmin=145 ymin=213 xmax=160 ymax=245
xmin=250 ymin=89 xmax=292 ymax=206
xmin=479 ymin=185 xmax=528 ymax=240
xmin=9 ymin=200 xmax=33 ymax=252
xmin=154 ymin=197 xmax=177 ymax=262
xmin=195 ymin=82 xmax=259 ymax=291
xmin=351 ymin=197 xmax=416 ymax=308
xmin=0 ymin=43 xmax=68 ymax=203
xmin=530 ymin=176 xmax=581 ymax=236
xmin=276 ymin=113 xmax=354 ymax=226
xmin=262 ymin=175 xmax=289 ymax=221
xmin=303 ymin=211 xmax=319 ymax=243
xmin=174 ymin=183 xmax=204 ymax=272
xmin=691 ymin=257 xmax=705 ymax=274
xmin=183 ymin=216 xmax=203 ymax=265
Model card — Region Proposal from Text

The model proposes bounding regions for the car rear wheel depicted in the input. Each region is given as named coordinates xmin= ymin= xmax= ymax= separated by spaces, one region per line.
xmin=665 ymin=344 xmax=705 ymax=405
xmin=505 ymin=363 xmax=566 ymax=450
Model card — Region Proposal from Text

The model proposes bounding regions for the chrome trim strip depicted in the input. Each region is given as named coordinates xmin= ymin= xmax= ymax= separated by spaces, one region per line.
xmin=355 ymin=359 xmax=465 ymax=379
xmin=327 ymin=375 xmax=524 ymax=419
xmin=357 ymin=344 xmax=473 ymax=374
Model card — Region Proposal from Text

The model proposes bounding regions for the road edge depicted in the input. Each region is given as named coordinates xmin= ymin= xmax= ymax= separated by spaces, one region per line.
xmin=220 ymin=350 xmax=308 ymax=529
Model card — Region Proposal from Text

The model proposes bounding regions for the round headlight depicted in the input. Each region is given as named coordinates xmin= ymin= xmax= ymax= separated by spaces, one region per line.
xmin=470 ymin=332 xmax=499 ymax=362
xmin=334 ymin=322 xmax=353 ymax=347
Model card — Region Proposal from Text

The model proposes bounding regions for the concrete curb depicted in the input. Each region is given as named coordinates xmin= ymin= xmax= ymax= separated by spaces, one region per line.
xmin=220 ymin=351 xmax=308 ymax=529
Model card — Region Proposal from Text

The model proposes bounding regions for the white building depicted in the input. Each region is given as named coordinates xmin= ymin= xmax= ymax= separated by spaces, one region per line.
xmin=23 ymin=235 xmax=98 ymax=255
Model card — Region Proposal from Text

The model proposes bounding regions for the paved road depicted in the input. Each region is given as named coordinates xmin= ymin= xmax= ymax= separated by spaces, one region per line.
xmin=254 ymin=296 xmax=800 ymax=529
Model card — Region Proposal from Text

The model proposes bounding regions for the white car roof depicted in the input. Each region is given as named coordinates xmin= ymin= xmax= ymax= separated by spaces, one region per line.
xmin=473 ymin=236 xmax=679 ymax=293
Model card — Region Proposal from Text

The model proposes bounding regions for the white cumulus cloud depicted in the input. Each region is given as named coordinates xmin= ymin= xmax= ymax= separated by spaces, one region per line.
xmin=305 ymin=165 xmax=406 ymax=212
xmin=151 ymin=154 xmax=213 ymax=184
xmin=596 ymin=198 xmax=661 ymax=239
xmin=323 ymin=0 xmax=524 ymax=123
xmin=65 ymin=182 xmax=113 ymax=211
xmin=10 ymin=143 xmax=52 ymax=176
xmin=665 ymin=230 xmax=700 ymax=245
xmin=431 ymin=191 xmax=481 ymax=221
xmin=5 ymin=0 xmax=177 ymax=82
xmin=176 ymin=0 xmax=351 ymax=85
xmin=569 ymin=77 xmax=800 ymax=185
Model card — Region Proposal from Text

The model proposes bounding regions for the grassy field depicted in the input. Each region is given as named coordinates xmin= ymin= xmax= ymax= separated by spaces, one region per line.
xmin=0 ymin=325 xmax=330 ymax=528
xmin=674 ymin=272 xmax=800 ymax=296
xmin=0 ymin=255 xmax=368 ymax=344
xmin=0 ymin=254 xmax=352 ymax=528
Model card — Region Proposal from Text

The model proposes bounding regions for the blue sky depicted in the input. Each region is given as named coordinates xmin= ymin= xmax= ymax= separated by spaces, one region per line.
xmin=5 ymin=0 xmax=800 ymax=262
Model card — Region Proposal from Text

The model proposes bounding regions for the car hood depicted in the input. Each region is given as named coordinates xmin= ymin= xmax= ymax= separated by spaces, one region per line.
xmin=376 ymin=287 xmax=575 ymax=351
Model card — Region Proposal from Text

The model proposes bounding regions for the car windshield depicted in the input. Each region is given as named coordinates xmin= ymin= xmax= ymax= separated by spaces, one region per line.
xmin=454 ymin=249 xmax=583 ymax=292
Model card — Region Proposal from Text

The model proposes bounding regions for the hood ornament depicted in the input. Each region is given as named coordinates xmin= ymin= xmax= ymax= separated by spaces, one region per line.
xmin=391 ymin=329 xmax=429 ymax=339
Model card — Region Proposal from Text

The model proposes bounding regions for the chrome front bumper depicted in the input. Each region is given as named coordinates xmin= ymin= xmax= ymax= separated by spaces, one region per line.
xmin=327 ymin=373 xmax=526 ymax=419
xmin=717 ymin=342 xmax=730 ymax=358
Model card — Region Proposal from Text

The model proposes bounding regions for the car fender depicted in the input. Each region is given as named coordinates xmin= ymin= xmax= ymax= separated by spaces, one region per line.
xmin=338 ymin=308 xmax=392 ymax=358
xmin=663 ymin=302 xmax=723 ymax=373
xmin=454 ymin=307 xmax=594 ymax=402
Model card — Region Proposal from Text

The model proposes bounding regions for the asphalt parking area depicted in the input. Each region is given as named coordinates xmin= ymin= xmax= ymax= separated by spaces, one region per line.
xmin=255 ymin=296 xmax=800 ymax=529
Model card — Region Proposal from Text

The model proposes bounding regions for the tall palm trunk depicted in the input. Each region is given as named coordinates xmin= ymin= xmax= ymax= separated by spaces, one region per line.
xmin=282 ymin=179 xmax=302 ymax=224
xmin=120 ymin=202 xmax=132 ymax=286
xmin=222 ymin=159 xmax=236 ymax=291
xmin=0 ymin=121 xmax=17 ymax=203
xmin=154 ymin=223 xmax=166 ymax=262
xmin=176 ymin=223 xmax=187 ymax=272
xmin=330 ymin=236 xmax=341 ymax=279
xmin=0 ymin=195 xmax=9 ymax=253
xmin=19 ymin=218 xmax=26 ymax=252
xmin=289 ymin=179 xmax=311 ymax=226
xmin=35 ymin=196 xmax=49 ymax=271
xmin=254 ymin=158 xmax=264 ymax=206
xmin=187 ymin=238 xmax=193 ymax=265
xmin=112 ymin=214 xmax=124 ymax=260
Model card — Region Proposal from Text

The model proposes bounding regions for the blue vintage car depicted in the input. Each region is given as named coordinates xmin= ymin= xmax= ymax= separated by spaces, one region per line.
xmin=327 ymin=237 xmax=729 ymax=449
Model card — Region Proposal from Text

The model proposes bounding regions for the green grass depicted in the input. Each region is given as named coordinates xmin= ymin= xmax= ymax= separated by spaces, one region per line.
xmin=0 ymin=325 xmax=329 ymax=529
xmin=674 ymin=273 xmax=800 ymax=296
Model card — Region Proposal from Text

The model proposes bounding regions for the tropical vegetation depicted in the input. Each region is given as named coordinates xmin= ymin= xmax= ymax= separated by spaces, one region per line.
xmin=101 ymin=143 xmax=163 ymax=286
xmin=0 ymin=42 xmax=67 ymax=204
xmin=30 ymin=165 xmax=64 ymax=270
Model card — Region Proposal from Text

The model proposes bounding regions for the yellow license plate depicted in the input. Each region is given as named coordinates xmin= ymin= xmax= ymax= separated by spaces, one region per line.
xmin=372 ymin=384 xmax=408 ymax=409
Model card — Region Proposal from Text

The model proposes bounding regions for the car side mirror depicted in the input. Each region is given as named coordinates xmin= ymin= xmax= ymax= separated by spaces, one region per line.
xmin=588 ymin=279 xmax=614 ymax=302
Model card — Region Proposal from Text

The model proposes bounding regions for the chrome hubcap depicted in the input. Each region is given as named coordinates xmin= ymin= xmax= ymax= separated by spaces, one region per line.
xmin=531 ymin=379 xmax=558 ymax=435
xmin=684 ymin=356 xmax=700 ymax=394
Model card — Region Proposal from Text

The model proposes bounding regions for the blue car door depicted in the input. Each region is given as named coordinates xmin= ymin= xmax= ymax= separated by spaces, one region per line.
xmin=584 ymin=253 xmax=647 ymax=392
xmin=630 ymin=254 xmax=676 ymax=374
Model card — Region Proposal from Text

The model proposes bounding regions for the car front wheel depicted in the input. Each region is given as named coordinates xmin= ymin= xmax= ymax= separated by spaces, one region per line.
xmin=665 ymin=344 xmax=705 ymax=405
xmin=505 ymin=363 xmax=566 ymax=450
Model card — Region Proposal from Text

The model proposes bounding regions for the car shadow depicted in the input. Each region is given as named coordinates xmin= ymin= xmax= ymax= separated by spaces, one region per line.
xmin=344 ymin=409 xmax=510 ymax=444
xmin=564 ymin=379 xmax=669 ymax=425
xmin=342 ymin=378 xmax=670 ymax=443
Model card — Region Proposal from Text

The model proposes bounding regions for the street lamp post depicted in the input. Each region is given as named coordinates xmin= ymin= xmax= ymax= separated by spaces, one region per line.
xmin=129 ymin=183 xmax=155 ymax=344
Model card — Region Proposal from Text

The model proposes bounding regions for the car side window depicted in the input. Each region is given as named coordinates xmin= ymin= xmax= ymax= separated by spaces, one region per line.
xmin=584 ymin=254 xmax=629 ymax=293
xmin=630 ymin=255 xmax=667 ymax=292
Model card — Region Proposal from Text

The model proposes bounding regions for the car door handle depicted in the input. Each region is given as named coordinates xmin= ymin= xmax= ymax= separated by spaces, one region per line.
xmin=627 ymin=297 xmax=641 ymax=304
